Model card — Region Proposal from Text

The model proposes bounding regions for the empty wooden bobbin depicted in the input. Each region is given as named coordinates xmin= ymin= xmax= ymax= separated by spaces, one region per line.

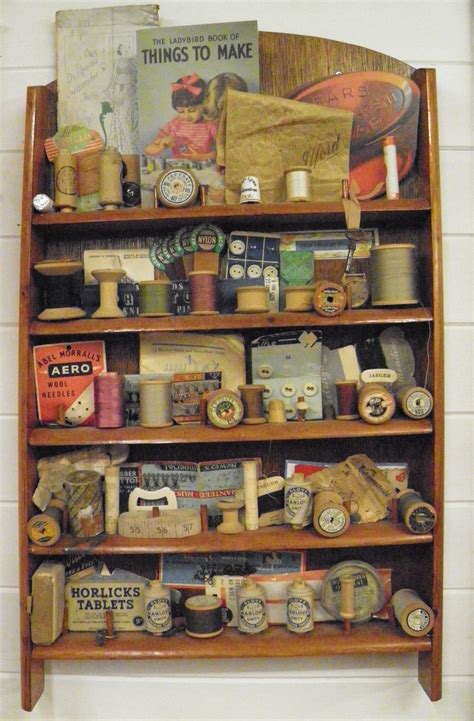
xmin=34 ymin=260 xmax=86 ymax=321
xmin=91 ymin=268 xmax=126 ymax=318
xmin=217 ymin=499 xmax=245 ymax=534
xmin=340 ymin=574 xmax=356 ymax=632
xmin=238 ymin=385 xmax=266 ymax=425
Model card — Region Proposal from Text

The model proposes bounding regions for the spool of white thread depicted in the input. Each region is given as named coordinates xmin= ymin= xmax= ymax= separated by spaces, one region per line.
xmin=139 ymin=380 xmax=173 ymax=428
xmin=242 ymin=460 xmax=259 ymax=530
xmin=284 ymin=166 xmax=312 ymax=202
xmin=370 ymin=244 xmax=419 ymax=306
xmin=383 ymin=136 xmax=399 ymax=200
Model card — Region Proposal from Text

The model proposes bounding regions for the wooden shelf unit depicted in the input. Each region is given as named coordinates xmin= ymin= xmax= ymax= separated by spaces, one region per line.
xmin=18 ymin=32 xmax=444 ymax=711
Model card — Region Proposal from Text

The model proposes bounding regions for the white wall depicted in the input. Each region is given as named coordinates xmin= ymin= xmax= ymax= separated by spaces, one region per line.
xmin=1 ymin=1 xmax=472 ymax=719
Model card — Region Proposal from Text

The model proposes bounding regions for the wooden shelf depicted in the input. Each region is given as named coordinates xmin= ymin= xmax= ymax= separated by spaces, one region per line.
xmin=29 ymin=522 xmax=433 ymax=556
xmin=29 ymin=417 xmax=432 ymax=447
xmin=29 ymin=307 xmax=434 ymax=336
xmin=31 ymin=622 xmax=431 ymax=661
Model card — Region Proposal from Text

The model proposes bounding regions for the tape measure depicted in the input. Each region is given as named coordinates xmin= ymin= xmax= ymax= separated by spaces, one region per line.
xmin=313 ymin=280 xmax=347 ymax=316
xmin=118 ymin=508 xmax=201 ymax=538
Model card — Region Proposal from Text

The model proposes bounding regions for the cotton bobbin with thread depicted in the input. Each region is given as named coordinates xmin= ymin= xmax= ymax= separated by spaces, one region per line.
xmin=284 ymin=166 xmax=312 ymax=201
xmin=188 ymin=270 xmax=219 ymax=315
xmin=396 ymin=383 xmax=433 ymax=419
xmin=312 ymin=280 xmax=347 ymax=317
xmin=313 ymin=491 xmax=350 ymax=538
xmin=391 ymin=588 xmax=435 ymax=637
xmin=238 ymin=385 xmax=266 ymax=425
xmin=358 ymin=383 xmax=396 ymax=425
xmin=184 ymin=596 xmax=223 ymax=638
xmin=370 ymin=244 xmax=419 ymax=306
xmin=139 ymin=379 xmax=173 ymax=428
xmin=94 ymin=373 xmax=123 ymax=428
xmin=335 ymin=380 xmax=359 ymax=420
xmin=34 ymin=260 xmax=86 ymax=321
xmin=397 ymin=489 xmax=437 ymax=534
xmin=139 ymin=280 xmax=173 ymax=316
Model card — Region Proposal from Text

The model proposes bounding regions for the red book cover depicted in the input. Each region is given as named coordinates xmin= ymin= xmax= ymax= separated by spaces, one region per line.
xmin=33 ymin=341 xmax=107 ymax=426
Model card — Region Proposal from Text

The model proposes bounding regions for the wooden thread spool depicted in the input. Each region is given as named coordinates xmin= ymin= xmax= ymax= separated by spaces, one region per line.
xmin=284 ymin=285 xmax=316 ymax=312
xmin=340 ymin=575 xmax=356 ymax=631
xmin=358 ymin=383 xmax=396 ymax=424
xmin=139 ymin=379 xmax=173 ymax=428
xmin=237 ymin=579 xmax=268 ymax=634
xmin=313 ymin=491 xmax=350 ymax=538
xmin=313 ymin=280 xmax=347 ymax=317
xmin=396 ymin=383 xmax=433 ymax=419
xmin=91 ymin=268 xmax=126 ymax=318
xmin=397 ymin=489 xmax=437 ymax=534
xmin=64 ymin=470 xmax=104 ymax=538
xmin=139 ymin=280 xmax=173 ymax=316
xmin=217 ymin=499 xmax=245 ymax=534
xmin=236 ymin=285 xmax=270 ymax=313
xmin=34 ymin=260 xmax=86 ymax=321
xmin=188 ymin=270 xmax=219 ymax=315
xmin=27 ymin=499 xmax=65 ymax=547
xmin=383 ymin=136 xmax=399 ymax=200
xmin=206 ymin=389 xmax=244 ymax=429
xmin=335 ymin=380 xmax=360 ymax=420
xmin=391 ymin=589 xmax=435 ymax=637
xmin=370 ymin=244 xmax=419 ymax=306
xmin=94 ymin=373 xmax=123 ymax=428
xmin=144 ymin=580 xmax=172 ymax=635
xmin=184 ymin=596 xmax=223 ymax=638
xmin=242 ymin=459 xmax=259 ymax=531
xmin=99 ymin=146 xmax=123 ymax=210
xmin=284 ymin=166 xmax=312 ymax=201
xmin=104 ymin=465 xmax=120 ymax=535
xmin=284 ymin=473 xmax=313 ymax=530
xmin=286 ymin=578 xmax=314 ymax=634
xmin=238 ymin=385 xmax=266 ymax=425
xmin=54 ymin=149 xmax=77 ymax=212
xmin=267 ymin=399 xmax=287 ymax=423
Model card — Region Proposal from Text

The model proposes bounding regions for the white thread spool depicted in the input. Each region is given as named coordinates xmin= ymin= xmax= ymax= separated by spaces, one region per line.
xmin=286 ymin=578 xmax=314 ymax=634
xmin=237 ymin=579 xmax=268 ymax=634
xmin=370 ymin=244 xmax=419 ymax=306
xmin=139 ymin=379 xmax=173 ymax=428
xmin=144 ymin=580 xmax=172 ymax=635
xmin=284 ymin=166 xmax=312 ymax=201
xmin=242 ymin=460 xmax=259 ymax=531
xmin=104 ymin=465 xmax=120 ymax=535
xmin=383 ymin=136 xmax=399 ymax=200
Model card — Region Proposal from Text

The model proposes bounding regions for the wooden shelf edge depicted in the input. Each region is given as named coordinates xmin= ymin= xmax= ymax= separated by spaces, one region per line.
xmin=28 ymin=522 xmax=433 ymax=556
xmin=29 ymin=308 xmax=434 ymax=336
xmin=31 ymin=623 xmax=431 ymax=661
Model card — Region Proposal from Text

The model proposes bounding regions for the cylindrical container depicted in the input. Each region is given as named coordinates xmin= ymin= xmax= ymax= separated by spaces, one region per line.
xmin=284 ymin=285 xmax=316 ymax=312
xmin=286 ymin=578 xmax=314 ymax=634
xmin=313 ymin=491 xmax=350 ymax=538
xmin=358 ymin=383 xmax=396 ymax=425
xmin=242 ymin=459 xmax=259 ymax=531
xmin=94 ymin=373 xmax=123 ymax=428
xmin=64 ymin=470 xmax=104 ymax=538
xmin=206 ymin=389 xmax=244 ymax=429
xmin=238 ymin=384 xmax=266 ymax=425
xmin=397 ymin=489 xmax=437 ymax=534
xmin=54 ymin=149 xmax=77 ymax=212
xmin=34 ymin=260 xmax=85 ymax=321
xmin=383 ymin=135 xmax=400 ymax=200
xmin=188 ymin=271 xmax=219 ymax=315
xmin=99 ymin=146 xmax=123 ymax=210
xmin=239 ymin=176 xmax=261 ymax=203
xmin=267 ymin=399 xmax=287 ymax=423
xmin=144 ymin=580 xmax=172 ymax=635
xmin=139 ymin=280 xmax=173 ymax=316
xmin=237 ymin=579 xmax=268 ymax=634
xmin=139 ymin=379 xmax=173 ymax=428
xmin=284 ymin=166 xmax=312 ymax=201
xmin=236 ymin=285 xmax=270 ymax=313
xmin=284 ymin=474 xmax=313 ymax=529
xmin=335 ymin=380 xmax=360 ymax=420
xmin=27 ymin=499 xmax=65 ymax=546
xmin=184 ymin=595 xmax=223 ymax=638
xmin=396 ymin=383 xmax=433 ymax=419
xmin=370 ymin=244 xmax=419 ymax=306
xmin=104 ymin=465 xmax=120 ymax=535
xmin=312 ymin=280 xmax=347 ymax=317
xmin=391 ymin=588 xmax=435 ymax=637
xmin=33 ymin=193 xmax=55 ymax=213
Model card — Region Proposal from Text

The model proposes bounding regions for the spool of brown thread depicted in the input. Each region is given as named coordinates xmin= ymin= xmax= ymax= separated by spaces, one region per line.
xmin=188 ymin=271 xmax=219 ymax=315
xmin=335 ymin=380 xmax=360 ymax=420
xmin=238 ymin=385 xmax=266 ymax=425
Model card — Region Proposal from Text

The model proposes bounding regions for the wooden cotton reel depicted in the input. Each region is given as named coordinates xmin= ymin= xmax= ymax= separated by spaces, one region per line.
xmin=91 ymin=268 xmax=126 ymax=318
xmin=358 ymin=383 xmax=396 ymax=424
xmin=313 ymin=491 xmax=350 ymax=538
xmin=370 ymin=244 xmax=419 ymax=306
xmin=391 ymin=588 xmax=435 ymax=637
xmin=34 ymin=260 xmax=86 ymax=321
xmin=312 ymin=280 xmax=347 ymax=317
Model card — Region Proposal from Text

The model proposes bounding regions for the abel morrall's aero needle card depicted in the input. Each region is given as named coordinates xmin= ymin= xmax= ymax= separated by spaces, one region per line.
xmin=136 ymin=21 xmax=259 ymax=206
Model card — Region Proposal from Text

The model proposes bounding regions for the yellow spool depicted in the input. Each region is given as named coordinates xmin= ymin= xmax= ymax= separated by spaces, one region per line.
xmin=284 ymin=166 xmax=312 ymax=201
xmin=358 ymin=383 xmax=396 ymax=425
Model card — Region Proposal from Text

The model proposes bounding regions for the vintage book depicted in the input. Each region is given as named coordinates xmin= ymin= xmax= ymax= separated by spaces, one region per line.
xmin=33 ymin=341 xmax=106 ymax=426
xmin=56 ymin=5 xmax=160 ymax=155
xmin=117 ymin=458 xmax=261 ymax=526
xmin=136 ymin=21 xmax=260 ymax=206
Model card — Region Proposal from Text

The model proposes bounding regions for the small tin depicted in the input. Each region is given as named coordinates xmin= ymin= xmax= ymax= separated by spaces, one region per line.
xmin=286 ymin=578 xmax=314 ymax=633
xmin=237 ymin=579 xmax=268 ymax=634
xmin=144 ymin=580 xmax=172 ymax=635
